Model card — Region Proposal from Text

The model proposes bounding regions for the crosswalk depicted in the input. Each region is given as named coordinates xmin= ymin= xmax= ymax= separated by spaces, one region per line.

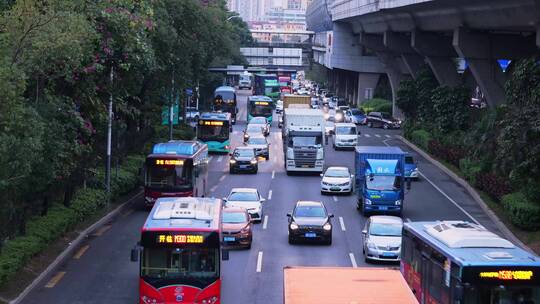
xmin=359 ymin=133 xmax=400 ymax=138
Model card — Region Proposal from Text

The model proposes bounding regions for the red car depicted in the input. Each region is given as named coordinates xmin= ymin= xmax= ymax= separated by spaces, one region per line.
xmin=222 ymin=207 xmax=253 ymax=249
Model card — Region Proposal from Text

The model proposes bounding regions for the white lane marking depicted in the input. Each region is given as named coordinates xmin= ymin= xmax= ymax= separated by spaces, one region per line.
xmin=349 ymin=253 xmax=358 ymax=268
xmin=209 ymin=156 xmax=213 ymax=161
xmin=406 ymin=218 xmax=412 ymax=223
xmin=364 ymin=134 xmax=371 ymax=138
xmin=256 ymin=251 xmax=264 ymax=272
xmin=268 ymin=190 xmax=273 ymax=200
xmin=219 ymin=175 xmax=226 ymax=182
xmin=271 ymin=170 xmax=275 ymax=179
xmin=332 ymin=196 xmax=338 ymax=202
xmin=375 ymin=134 xmax=381 ymax=138
xmin=385 ymin=134 xmax=391 ymax=138
xmin=263 ymin=215 xmax=268 ymax=229
xmin=210 ymin=185 xmax=218 ymax=193
xmin=418 ymin=172 xmax=480 ymax=224
xmin=217 ymin=156 xmax=223 ymax=162
xmin=339 ymin=217 xmax=346 ymax=231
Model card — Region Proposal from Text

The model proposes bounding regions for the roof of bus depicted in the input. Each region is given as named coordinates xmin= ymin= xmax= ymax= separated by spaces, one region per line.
xmin=200 ymin=112 xmax=231 ymax=120
xmin=405 ymin=221 xmax=540 ymax=267
xmin=248 ymin=95 xmax=273 ymax=102
xmin=143 ymin=197 xmax=222 ymax=231
xmin=151 ymin=140 xmax=206 ymax=156
xmin=214 ymin=86 xmax=235 ymax=93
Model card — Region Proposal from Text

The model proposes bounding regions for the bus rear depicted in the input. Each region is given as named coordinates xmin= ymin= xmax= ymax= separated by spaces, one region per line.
xmin=132 ymin=197 xmax=224 ymax=304
xmin=248 ymin=96 xmax=274 ymax=123
xmin=197 ymin=112 xmax=231 ymax=153
xmin=213 ymin=86 xmax=237 ymax=124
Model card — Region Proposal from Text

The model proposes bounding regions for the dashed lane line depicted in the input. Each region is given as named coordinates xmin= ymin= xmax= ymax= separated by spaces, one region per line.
xmin=210 ymin=185 xmax=218 ymax=193
xmin=217 ymin=156 xmax=223 ymax=162
xmin=121 ymin=209 xmax=134 ymax=217
xmin=385 ymin=135 xmax=391 ymax=138
xmin=349 ymin=253 xmax=358 ymax=268
xmin=73 ymin=245 xmax=89 ymax=260
xmin=364 ymin=134 xmax=371 ymax=138
xmin=219 ymin=175 xmax=226 ymax=182
xmin=93 ymin=225 xmax=111 ymax=237
xmin=263 ymin=215 xmax=268 ymax=230
xmin=44 ymin=272 xmax=66 ymax=288
xmin=375 ymin=134 xmax=381 ymax=138
xmin=333 ymin=196 xmax=338 ymax=202
xmin=271 ymin=170 xmax=275 ymax=179
xmin=268 ymin=190 xmax=273 ymax=200
xmin=256 ymin=251 xmax=264 ymax=273
xmin=339 ymin=217 xmax=346 ymax=231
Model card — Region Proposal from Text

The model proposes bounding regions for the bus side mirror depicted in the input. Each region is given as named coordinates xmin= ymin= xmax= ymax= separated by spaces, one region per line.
xmin=406 ymin=178 xmax=411 ymax=190
xmin=131 ymin=246 xmax=140 ymax=262
xmin=222 ymin=249 xmax=229 ymax=261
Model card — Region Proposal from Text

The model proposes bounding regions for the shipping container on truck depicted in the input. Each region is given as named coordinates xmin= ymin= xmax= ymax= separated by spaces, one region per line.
xmin=354 ymin=146 xmax=410 ymax=216
xmin=282 ymin=94 xmax=311 ymax=109
xmin=283 ymin=266 xmax=418 ymax=304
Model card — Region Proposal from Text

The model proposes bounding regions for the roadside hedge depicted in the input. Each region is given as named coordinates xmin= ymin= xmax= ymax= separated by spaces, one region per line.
xmin=410 ymin=129 xmax=432 ymax=150
xmin=360 ymin=98 xmax=392 ymax=114
xmin=0 ymin=155 xmax=143 ymax=287
xmin=502 ymin=192 xmax=540 ymax=231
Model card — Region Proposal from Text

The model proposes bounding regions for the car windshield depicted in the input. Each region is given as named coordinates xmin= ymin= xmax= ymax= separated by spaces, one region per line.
xmin=250 ymin=118 xmax=266 ymax=125
xmin=405 ymin=156 xmax=414 ymax=164
xmin=366 ymin=175 xmax=401 ymax=191
xmin=248 ymin=138 xmax=266 ymax=145
xmin=382 ymin=113 xmax=392 ymax=119
xmin=350 ymin=109 xmax=363 ymax=115
xmin=246 ymin=125 xmax=262 ymax=133
xmin=228 ymin=191 xmax=259 ymax=201
xmin=295 ymin=206 xmax=326 ymax=217
xmin=336 ymin=127 xmax=356 ymax=135
xmin=234 ymin=149 xmax=254 ymax=158
xmin=325 ymin=169 xmax=349 ymax=178
xmin=370 ymin=223 xmax=402 ymax=236
xmin=223 ymin=212 xmax=247 ymax=223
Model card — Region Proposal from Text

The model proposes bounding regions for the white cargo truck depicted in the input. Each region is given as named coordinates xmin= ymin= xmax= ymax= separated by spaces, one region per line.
xmin=282 ymin=108 xmax=326 ymax=174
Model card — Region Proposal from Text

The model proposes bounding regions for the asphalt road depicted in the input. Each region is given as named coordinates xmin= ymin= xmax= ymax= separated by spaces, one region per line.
xmin=23 ymin=90 xmax=504 ymax=304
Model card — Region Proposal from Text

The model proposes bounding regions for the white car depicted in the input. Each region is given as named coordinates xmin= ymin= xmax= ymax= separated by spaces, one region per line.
xmin=333 ymin=123 xmax=358 ymax=150
xmin=249 ymin=117 xmax=270 ymax=136
xmin=362 ymin=216 xmax=403 ymax=262
xmin=245 ymin=135 xmax=270 ymax=160
xmin=276 ymin=100 xmax=284 ymax=114
xmin=320 ymin=166 xmax=353 ymax=195
xmin=223 ymin=188 xmax=265 ymax=222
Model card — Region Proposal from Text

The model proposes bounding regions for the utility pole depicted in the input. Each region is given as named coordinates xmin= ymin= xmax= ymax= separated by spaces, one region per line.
xmin=106 ymin=66 xmax=114 ymax=203
xmin=169 ymin=70 xmax=174 ymax=141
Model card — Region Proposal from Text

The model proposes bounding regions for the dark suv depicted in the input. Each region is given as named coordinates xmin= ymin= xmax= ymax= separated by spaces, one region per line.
xmin=287 ymin=201 xmax=333 ymax=245
xmin=229 ymin=147 xmax=258 ymax=174
xmin=366 ymin=112 xmax=401 ymax=129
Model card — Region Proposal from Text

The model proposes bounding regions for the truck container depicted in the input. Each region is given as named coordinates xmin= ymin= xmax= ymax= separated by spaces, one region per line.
xmin=354 ymin=146 xmax=410 ymax=216
xmin=283 ymin=266 xmax=418 ymax=304
xmin=282 ymin=108 xmax=325 ymax=174
xmin=282 ymin=94 xmax=311 ymax=109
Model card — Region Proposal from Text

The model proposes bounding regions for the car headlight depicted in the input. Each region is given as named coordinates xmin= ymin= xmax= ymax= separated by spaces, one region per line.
xmin=290 ymin=222 xmax=299 ymax=230
xmin=229 ymin=159 xmax=236 ymax=164
xmin=395 ymin=200 xmax=402 ymax=206
xmin=323 ymin=223 xmax=332 ymax=231
xmin=367 ymin=241 xmax=377 ymax=249
xmin=244 ymin=134 xmax=249 ymax=138
xmin=365 ymin=198 xmax=372 ymax=205
xmin=250 ymin=159 xmax=257 ymax=164
xmin=335 ymin=113 xmax=343 ymax=121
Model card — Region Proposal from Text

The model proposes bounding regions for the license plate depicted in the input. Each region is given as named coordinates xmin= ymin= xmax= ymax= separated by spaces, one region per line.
xmin=382 ymin=252 xmax=396 ymax=257
xmin=379 ymin=206 xmax=388 ymax=211
xmin=305 ymin=233 xmax=316 ymax=238
xmin=239 ymin=165 xmax=248 ymax=169
xmin=224 ymin=237 xmax=235 ymax=242
xmin=302 ymin=165 xmax=310 ymax=168
xmin=331 ymin=187 xmax=340 ymax=191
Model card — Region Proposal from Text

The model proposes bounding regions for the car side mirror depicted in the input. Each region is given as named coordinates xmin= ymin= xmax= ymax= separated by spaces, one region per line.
xmin=261 ymin=198 xmax=266 ymax=203
xmin=362 ymin=230 xmax=367 ymax=235
xmin=222 ymin=197 xmax=227 ymax=201
xmin=320 ymin=173 xmax=323 ymax=177
xmin=329 ymin=213 xmax=334 ymax=218
xmin=131 ymin=245 xmax=141 ymax=262
xmin=286 ymin=213 xmax=292 ymax=217
xmin=222 ymin=248 xmax=230 ymax=261
xmin=406 ymin=178 xmax=411 ymax=190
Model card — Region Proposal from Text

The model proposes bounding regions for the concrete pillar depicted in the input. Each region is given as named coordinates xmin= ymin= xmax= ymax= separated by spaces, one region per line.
xmin=376 ymin=52 xmax=406 ymax=118
xmin=411 ymin=31 xmax=460 ymax=86
xmin=453 ymin=27 xmax=506 ymax=107
xmin=401 ymin=54 xmax=425 ymax=79
xmin=383 ymin=31 xmax=425 ymax=79
xmin=357 ymin=73 xmax=380 ymax=104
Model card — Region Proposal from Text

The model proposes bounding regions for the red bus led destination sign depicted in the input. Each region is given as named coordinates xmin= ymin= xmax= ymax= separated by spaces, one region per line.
xmin=479 ymin=270 xmax=533 ymax=281
xmin=155 ymin=159 xmax=184 ymax=166
xmin=157 ymin=234 xmax=204 ymax=244
xmin=199 ymin=120 xmax=224 ymax=126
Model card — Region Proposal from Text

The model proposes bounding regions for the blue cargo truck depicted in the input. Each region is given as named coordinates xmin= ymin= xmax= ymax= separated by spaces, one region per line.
xmin=354 ymin=146 xmax=411 ymax=216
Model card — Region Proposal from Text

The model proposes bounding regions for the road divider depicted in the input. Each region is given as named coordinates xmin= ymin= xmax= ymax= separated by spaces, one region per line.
xmin=349 ymin=253 xmax=357 ymax=268
xmin=256 ymin=251 xmax=263 ymax=273
xmin=263 ymin=215 xmax=268 ymax=230
xmin=339 ymin=217 xmax=346 ymax=231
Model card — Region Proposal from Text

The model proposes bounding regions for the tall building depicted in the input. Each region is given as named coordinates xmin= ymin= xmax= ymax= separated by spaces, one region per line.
xmin=287 ymin=0 xmax=301 ymax=9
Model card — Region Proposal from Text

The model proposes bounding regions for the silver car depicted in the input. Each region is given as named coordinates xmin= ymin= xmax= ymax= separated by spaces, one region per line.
xmin=223 ymin=188 xmax=265 ymax=222
xmin=249 ymin=117 xmax=270 ymax=136
xmin=245 ymin=135 xmax=270 ymax=160
xmin=362 ymin=216 xmax=403 ymax=262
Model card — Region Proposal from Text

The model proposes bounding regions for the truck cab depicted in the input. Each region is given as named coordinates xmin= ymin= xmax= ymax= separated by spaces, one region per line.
xmin=355 ymin=146 xmax=410 ymax=216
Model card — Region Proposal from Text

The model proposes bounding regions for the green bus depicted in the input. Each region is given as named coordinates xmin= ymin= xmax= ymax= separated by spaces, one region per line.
xmin=248 ymin=95 xmax=274 ymax=123
xmin=197 ymin=112 xmax=232 ymax=153
xmin=254 ymin=74 xmax=280 ymax=101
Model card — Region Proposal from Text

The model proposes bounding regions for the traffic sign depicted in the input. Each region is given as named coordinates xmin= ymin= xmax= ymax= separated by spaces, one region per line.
xmin=162 ymin=104 xmax=180 ymax=125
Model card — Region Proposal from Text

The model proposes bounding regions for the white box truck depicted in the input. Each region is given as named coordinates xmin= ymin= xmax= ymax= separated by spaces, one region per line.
xmin=282 ymin=108 xmax=325 ymax=174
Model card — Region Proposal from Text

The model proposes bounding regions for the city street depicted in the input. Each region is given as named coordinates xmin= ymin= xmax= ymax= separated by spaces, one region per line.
xmin=24 ymin=90 xmax=504 ymax=304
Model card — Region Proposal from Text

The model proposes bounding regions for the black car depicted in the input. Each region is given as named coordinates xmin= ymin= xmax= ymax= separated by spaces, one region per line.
xmin=229 ymin=147 xmax=258 ymax=174
xmin=366 ymin=111 xmax=401 ymax=129
xmin=287 ymin=201 xmax=333 ymax=245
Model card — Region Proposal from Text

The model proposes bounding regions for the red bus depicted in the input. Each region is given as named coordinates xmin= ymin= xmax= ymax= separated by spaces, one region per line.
xmin=278 ymin=76 xmax=292 ymax=94
xmin=402 ymin=221 xmax=540 ymax=304
xmin=131 ymin=197 xmax=227 ymax=304
xmin=144 ymin=141 xmax=209 ymax=206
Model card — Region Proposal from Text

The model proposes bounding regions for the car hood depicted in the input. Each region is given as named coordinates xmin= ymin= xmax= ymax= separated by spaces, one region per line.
xmin=222 ymin=222 xmax=249 ymax=232
xmin=322 ymin=177 xmax=350 ymax=184
xmin=368 ymin=235 xmax=402 ymax=248
xmin=225 ymin=201 xmax=261 ymax=210
xmin=246 ymin=144 xmax=267 ymax=149
xmin=352 ymin=114 xmax=365 ymax=119
xmin=335 ymin=134 xmax=357 ymax=140
xmin=235 ymin=156 xmax=255 ymax=161
xmin=293 ymin=217 xmax=327 ymax=226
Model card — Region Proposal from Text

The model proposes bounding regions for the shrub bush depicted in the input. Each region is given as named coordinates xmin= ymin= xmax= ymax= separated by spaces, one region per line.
xmin=502 ymin=192 xmax=540 ymax=231
xmin=360 ymin=98 xmax=392 ymax=114
xmin=70 ymin=188 xmax=107 ymax=221
xmin=410 ymin=129 xmax=431 ymax=150
xmin=459 ymin=158 xmax=482 ymax=185
xmin=475 ymin=172 xmax=512 ymax=202
xmin=428 ymin=140 xmax=465 ymax=167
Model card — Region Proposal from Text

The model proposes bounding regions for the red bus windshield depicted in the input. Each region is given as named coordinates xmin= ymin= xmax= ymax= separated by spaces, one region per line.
xmin=145 ymin=159 xmax=193 ymax=192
